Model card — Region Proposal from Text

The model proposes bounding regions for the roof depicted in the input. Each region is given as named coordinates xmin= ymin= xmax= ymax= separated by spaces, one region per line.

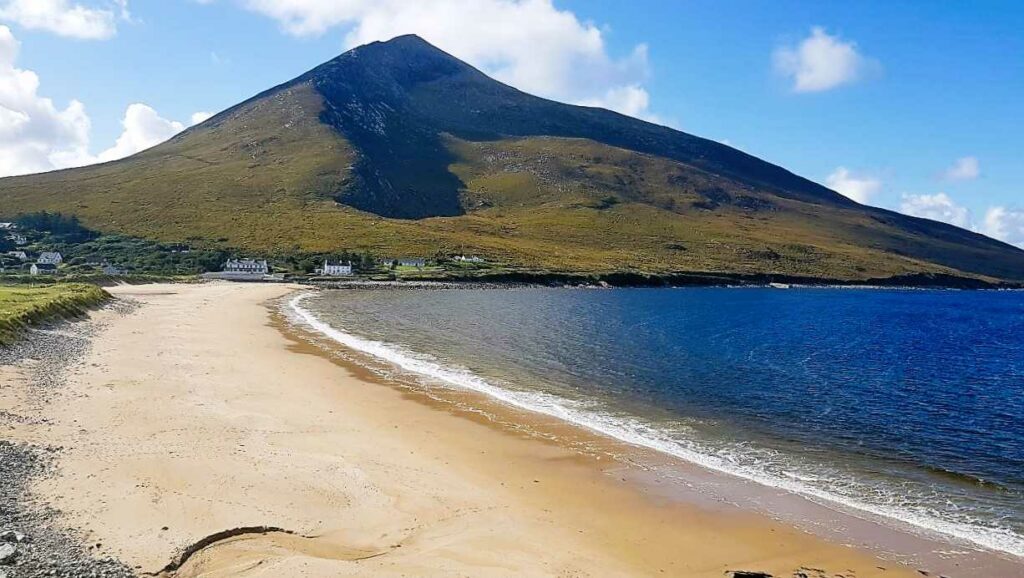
xmin=39 ymin=251 xmax=61 ymax=258
xmin=33 ymin=263 xmax=57 ymax=270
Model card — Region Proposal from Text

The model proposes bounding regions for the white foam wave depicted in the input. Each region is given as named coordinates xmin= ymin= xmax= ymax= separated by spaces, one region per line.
xmin=287 ymin=293 xmax=1024 ymax=559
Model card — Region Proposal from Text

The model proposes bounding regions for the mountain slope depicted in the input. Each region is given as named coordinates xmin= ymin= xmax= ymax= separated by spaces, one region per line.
xmin=296 ymin=35 xmax=855 ymax=219
xmin=0 ymin=35 xmax=1022 ymax=283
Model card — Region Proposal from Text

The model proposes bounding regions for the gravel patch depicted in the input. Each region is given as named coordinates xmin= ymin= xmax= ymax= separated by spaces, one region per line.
xmin=0 ymin=298 xmax=140 ymax=577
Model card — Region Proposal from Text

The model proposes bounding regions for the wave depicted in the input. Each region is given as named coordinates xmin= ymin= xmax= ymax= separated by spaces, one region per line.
xmin=287 ymin=292 xmax=1024 ymax=558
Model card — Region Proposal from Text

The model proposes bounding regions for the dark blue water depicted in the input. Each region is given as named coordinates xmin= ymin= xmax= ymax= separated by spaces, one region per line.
xmin=292 ymin=287 xmax=1024 ymax=556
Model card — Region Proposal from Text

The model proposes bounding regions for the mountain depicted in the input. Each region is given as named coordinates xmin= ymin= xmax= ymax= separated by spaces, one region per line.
xmin=0 ymin=34 xmax=1022 ymax=283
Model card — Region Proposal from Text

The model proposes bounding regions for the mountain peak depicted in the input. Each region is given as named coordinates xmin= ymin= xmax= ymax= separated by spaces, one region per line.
xmin=341 ymin=33 xmax=464 ymax=67
xmin=310 ymin=33 xmax=477 ymax=93
xmin=376 ymin=33 xmax=436 ymax=49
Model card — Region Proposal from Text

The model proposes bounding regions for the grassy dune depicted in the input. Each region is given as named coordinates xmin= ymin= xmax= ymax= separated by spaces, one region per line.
xmin=0 ymin=284 xmax=110 ymax=346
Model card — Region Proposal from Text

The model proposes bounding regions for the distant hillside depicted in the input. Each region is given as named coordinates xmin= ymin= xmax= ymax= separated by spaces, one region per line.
xmin=0 ymin=35 xmax=1021 ymax=283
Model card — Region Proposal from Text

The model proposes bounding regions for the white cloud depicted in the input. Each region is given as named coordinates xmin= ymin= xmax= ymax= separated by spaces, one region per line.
xmin=899 ymin=192 xmax=971 ymax=229
xmin=0 ymin=0 xmax=126 ymax=40
xmin=0 ymin=25 xmax=92 ymax=176
xmin=826 ymin=166 xmax=881 ymax=204
xmin=190 ymin=111 xmax=213 ymax=125
xmin=577 ymin=83 xmax=664 ymax=124
xmin=980 ymin=206 xmax=1024 ymax=248
xmin=96 ymin=103 xmax=184 ymax=162
xmin=0 ymin=25 xmax=208 ymax=175
xmin=942 ymin=156 xmax=979 ymax=181
xmin=773 ymin=27 xmax=873 ymax=93
xmin=897 ymin=192 xmax=1024 ymax=249
xmin=231 ymin=0 xmax=657 ymax=121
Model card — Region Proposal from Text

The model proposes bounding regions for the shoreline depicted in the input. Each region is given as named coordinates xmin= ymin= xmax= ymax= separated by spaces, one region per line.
xmin=282 ymin=288 xmax=1024 ymax=577
xmin=0 ymin=282 xmax=1018 ymax=577
xmin=297 ymin=277 xmax=1024 ymax=293
xmin=296 ymin=269 xmax=1024 ymax=291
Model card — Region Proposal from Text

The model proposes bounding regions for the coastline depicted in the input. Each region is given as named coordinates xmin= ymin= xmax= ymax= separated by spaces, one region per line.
xmin=0 ymin=282 xmax=1017 ymax=577
xmin=304 ymin=269 xmax=1024 ymax=290
xmin=282 ymin=288 xmax=1024 ymax=576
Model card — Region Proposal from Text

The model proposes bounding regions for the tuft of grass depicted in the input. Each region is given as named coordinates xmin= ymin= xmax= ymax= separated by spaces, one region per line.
xmin=0 ymin=284 xmax=110 ymax=346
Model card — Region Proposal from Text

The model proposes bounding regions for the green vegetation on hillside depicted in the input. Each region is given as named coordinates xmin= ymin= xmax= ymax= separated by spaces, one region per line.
xmin=0 ymin=284 xmax=109 ymax=345
xmin=0 ymin=35 xmax=1021 ymax=285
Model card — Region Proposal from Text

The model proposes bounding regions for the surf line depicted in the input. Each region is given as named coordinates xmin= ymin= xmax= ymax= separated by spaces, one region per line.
xmin=285 ymin=292 xmax=1024 ymax=559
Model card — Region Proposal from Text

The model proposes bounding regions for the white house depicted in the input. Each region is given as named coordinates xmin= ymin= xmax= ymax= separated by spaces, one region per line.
xmin=8 ymin=233 xmax=27 ymax=246
xmin=454 ymin=255 xmax=485 ymax=263
xmin=0 ymin=222 xmax=13 ymax=230
xmin=223 ymin=259 xmax=268 ymax=274
xmin=37 ymin=251 xmax=62 ymax=265
xmin=31 ymin=263 xmax=57 ymax=275
xmin=321 ymin=260 xmax=353 ymax=276
xmin=101 ymin=264 xmax=123 ymax=275
xmin=6 ymin=251 xmax=27 ymax=261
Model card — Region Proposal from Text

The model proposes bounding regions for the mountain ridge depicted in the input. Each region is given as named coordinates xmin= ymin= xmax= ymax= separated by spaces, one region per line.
xmin=0 ymin=34 xmax=1021 ymax=283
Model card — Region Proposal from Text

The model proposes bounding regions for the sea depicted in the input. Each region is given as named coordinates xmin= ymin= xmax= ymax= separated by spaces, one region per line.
xmin=287 ymin=286 xmax=1024 ymax=560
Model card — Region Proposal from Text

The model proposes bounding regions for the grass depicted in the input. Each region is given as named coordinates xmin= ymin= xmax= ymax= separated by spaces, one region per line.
xmin=0 ymin=283 xmax=110 ymax=345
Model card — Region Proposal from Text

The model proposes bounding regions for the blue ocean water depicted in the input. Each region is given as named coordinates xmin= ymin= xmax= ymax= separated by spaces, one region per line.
xmin=290 ymin=287 xmax=1024 ymax=556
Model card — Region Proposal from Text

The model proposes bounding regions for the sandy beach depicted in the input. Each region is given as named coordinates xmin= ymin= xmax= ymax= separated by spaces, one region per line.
xmin=0 ymin=282 xmax=1003 ymax=577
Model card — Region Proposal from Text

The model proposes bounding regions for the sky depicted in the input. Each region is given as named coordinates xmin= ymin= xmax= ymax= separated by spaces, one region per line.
xmin=0 ymin=0 xmax=1022 ymax=246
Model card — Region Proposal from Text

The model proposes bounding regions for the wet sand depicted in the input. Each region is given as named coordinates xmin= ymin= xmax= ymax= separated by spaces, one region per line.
xmin=0 ymin=282 xmax=1010 ymax=577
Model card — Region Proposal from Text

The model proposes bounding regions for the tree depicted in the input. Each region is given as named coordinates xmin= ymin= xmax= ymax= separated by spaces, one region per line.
xmin=15 ymin=211 xmax=96 ymax=242
xmin=358 ymin=251 xmax=376 ymax=272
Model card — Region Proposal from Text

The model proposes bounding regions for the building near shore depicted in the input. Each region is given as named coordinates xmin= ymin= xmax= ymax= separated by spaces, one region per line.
xmin=6 ymin=251 xmax=27 ymax=261
xmin=102 ymin=264 xmax=123 ymax=276
xmin=37 ymin=251 xmax=62 ymax=265
xmin=223 ymin=259 xmax=269 ymax=274
xmin=454 ymin=255 xmax=485 ymax=263
xmin=397 ymin=258 xmax=426 ymax=268
xmin=30 ymin=263 xmax=57 ymax=275
xmin=201 ymin=258 xmax=281 ymax=282
xmin=320 ymin=260 xmax=353 ymax=276
xmin=7 ymin=233 xmax=27 ymax=245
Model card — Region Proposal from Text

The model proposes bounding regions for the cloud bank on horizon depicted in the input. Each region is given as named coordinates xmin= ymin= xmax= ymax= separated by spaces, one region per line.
xmin=0 ymin=0 xmax=1019 ymax=247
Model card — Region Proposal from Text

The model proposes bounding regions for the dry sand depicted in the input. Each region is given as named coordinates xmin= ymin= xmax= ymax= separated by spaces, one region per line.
xmin=0 ymin=282 xmax=948 ymax=577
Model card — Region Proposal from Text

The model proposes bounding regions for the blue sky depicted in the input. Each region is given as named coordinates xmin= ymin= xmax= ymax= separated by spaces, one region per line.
xmin=1 ymin=0 xmax=1021 ymax=245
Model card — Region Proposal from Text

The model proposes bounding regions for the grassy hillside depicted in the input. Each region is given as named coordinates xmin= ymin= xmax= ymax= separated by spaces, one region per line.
xmin=445 ymin=136 xmax=1024 ymax=280
xmin=0 ymin=35 xmax=1021 ymax=284
xmin=0 ymin=284 xmax=109 ymax=345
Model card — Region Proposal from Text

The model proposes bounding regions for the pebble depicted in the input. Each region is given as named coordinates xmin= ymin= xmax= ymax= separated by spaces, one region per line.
xmin=0 ymin=543 xmax=15 ymax=564
xmin=0 ymin=531 xmax=23 ymax=543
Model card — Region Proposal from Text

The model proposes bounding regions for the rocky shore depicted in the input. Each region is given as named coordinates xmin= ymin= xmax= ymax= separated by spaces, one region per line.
xmin=0 ymin=304 xmax=137 ymax=578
